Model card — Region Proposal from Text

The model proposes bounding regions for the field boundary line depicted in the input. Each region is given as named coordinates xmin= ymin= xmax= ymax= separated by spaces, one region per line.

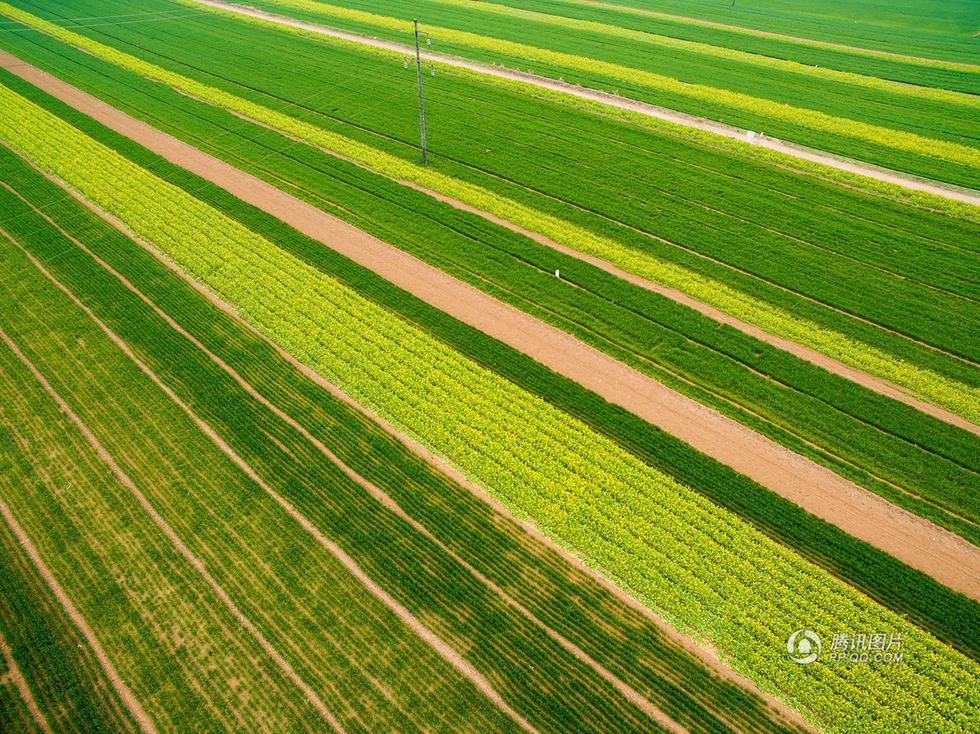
xmin=191 ymin=0 xmax=980 ymax=206
xmin=0 ymin=260 xmax=345 ymax=734
xmin=571 ymin=0 xmax=980 ymax=73
xmin=5 ymin=173 xmax=690 ymax=734
xmin=2 ymin=211 xmax=537 ymax=734
xmin=409 ymin=0 xmax=980 ymax=105
xmin=0 ymin=481 xmax=156 ymax=733
xmin=218 ymin=100 xmax=977 ymax=434
xmin=0 ymin=630 xmax=52 ymax=733
xmin=5 ymin=59 xmax=975 ymax=597
xmin=8 ymin=129 xmax=815 ymax=732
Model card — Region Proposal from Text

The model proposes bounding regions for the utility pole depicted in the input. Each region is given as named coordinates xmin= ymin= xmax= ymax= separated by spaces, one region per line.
xmin=413 ymin=18 xmax=428 ymax=165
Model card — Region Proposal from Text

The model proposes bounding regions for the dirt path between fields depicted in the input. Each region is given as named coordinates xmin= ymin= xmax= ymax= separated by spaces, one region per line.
xmin=34 ymin=172 xmax=812 ymax=731
xmin=0 ymin=282 xmax=347 ymax=733
xmin=0 ymin=423 xmax=157 ymax=734
xmin=2 ymin=225 xmax=534 ymax=734
xmin=3 ymin=57 xmax=976 ymax=601
xmin=4 ymin=180 xmax=692 ymax=734
xmin=194 ymin=0 xmax=980 ymax=207
xmin=0 ymin=633 xmax=52 ymax=733
xmin=402 ymin=180 xmax=979 ymax=433
xmin=228 ymin=101 xmax=978 ymax=434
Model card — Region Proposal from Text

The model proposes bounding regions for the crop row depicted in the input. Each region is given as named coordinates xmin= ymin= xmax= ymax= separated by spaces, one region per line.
xmin=475 ymin=0 xmax=980 ymax=92
xmin=260 ymin=0 xmax=977 ymax=121
xmin=0 ymin=193 xmax=527 ymax=733
xmin=222 ymin=0 xmax=980 ymax=187
xmin=0 ymin=503 xmax=140 ymax=734
xmin=57 ymin=1 xmax=980 ymax=375
xmin=5 ymin=43 xmax=974 ymax=537
xmin=2 ymin=77 xmax=975 ymax=734
xmin=591 ymin=0 xmax=980 ymax=66
xmin=0 ymin=137 xmax=813 ymax=734
xmin=0 ymin=154 xmax=700 ymax=734
xmin=1 ymin=0 xmax=975 ymax=427
xmin=0 ymin=315 xmax=333 ymax=732
xmin=7 ymin=57 xmax=977 ymax=655
xmin=1 ymin=47 xmax=976 ymax=654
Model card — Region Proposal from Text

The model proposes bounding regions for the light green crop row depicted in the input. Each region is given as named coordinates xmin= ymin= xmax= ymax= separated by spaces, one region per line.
xmin=2 ymin=80 xmax=977 ymax=734
xmin=184 ymin=0 xmax=980 ymax=224
xmin=2 ymin=1 xmax=975 ymax=423
xmin=371 ymin=0 xmax=980 ymax=108
xmin=528 ymin=0 xmax=980 ymax=74
xmin=223 ymin=0 xmax=980 ymax=168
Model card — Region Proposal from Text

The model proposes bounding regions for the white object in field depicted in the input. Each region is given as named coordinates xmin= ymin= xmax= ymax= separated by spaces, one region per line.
xmin=746 ymin=130 xmax=756 ymax=142
xmin=403 ymin=58 xmax=408 ymax=69
xmin=555 ymin=269 xmax=560 ymax=278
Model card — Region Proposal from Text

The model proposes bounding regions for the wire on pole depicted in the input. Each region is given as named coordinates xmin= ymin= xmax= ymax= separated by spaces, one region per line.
xmin=413 ymin=18 xmax=428 ymax=165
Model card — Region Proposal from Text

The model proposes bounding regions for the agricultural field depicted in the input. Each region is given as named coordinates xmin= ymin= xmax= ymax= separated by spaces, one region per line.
xmin=0 ymin=1 xmax=976 ymax=733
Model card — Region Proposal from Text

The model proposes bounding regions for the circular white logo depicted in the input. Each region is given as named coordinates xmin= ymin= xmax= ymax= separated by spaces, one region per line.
xmin=786 ymin=630 xmax=821 ymax=665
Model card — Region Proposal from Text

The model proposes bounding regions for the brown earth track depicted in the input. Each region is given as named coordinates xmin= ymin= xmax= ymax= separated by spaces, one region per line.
xmin=17 ymin=155 xmax=816 ymax=734
xmin=0 ymin=286 xmax=346 ymax=734
xmin=193 ymin=0 xmax=980 ymax=206
xmin=0 ymin=224 xmax=535 ymax=734
xmin=4 ymin=55 xmax=975 ymax=599
xmin=0 ymin=632 xmax=52 ymax=734
xmin=401 ymin=180 xmax=980 ymax=434
xmin=2 ymin=183 xmax=689 ymax=734
xmin=0 ymin=448 xmax=157 ymax=734
xmin=231 ymin=103 xmax=977 ymax=434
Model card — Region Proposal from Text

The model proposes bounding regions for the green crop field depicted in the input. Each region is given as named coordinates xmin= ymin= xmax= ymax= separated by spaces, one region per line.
xmin=225 ymin=0 xmax=980 ymax=188
xmin=0 ymin=1 xmax=977 ymax=733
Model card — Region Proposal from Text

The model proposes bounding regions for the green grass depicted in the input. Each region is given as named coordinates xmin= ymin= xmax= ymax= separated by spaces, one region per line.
xmin=0 ymin=313 xmax=330 ymax=732
xmin=0 ymin=20 xmax=976 ymax=541
xmin=462 ymin=0 xmax=980 ymax=92
xmin=591 ymin=0 xmax=980 ymax=63
xmin=0 ymin=199 xmax=525 ymax=734
xmin=0 ymin=26 xmax=977 ymax=661
xmin=0 ymin=121 xmax=812 ymax=734
xmin=0 ymin=503 xmax=140 ymax=734
xmin=2 ymin=76 xmax=976 ymax=734
xmin=5 ymin=0 xmax=976 ymax=426
xmin=230 ymin=0 xmax=980 ymax=188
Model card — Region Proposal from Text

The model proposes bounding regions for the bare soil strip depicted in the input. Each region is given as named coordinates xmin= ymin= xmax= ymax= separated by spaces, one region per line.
xmin=0 ymin=632 xmax=52 ymax=734
xmin=193 ymin=0 xmax=980 ymax=206
xmin=232 ymin=103 xmax=976 ymax=433
xmin=0 ymin=295 xmax=344 ymax=733
xmin=2 ymin=223 xmax=534 ymax=734
xmin=7 ymin=182 xmax=688 ymax=734
xmin=38 ymin=153 xmax=819 ymax=732
xmin=402 ymin=180 xmax=979 ymax=434
xmin=0 ymin=485 xmax=156 ymax=733
xmin=7 ymin=58 xmax=975 ymax=599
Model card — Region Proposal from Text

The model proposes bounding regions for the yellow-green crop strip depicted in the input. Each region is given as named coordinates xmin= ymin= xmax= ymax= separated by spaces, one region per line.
xmin=541 ymin=0 xmax=980 ymax=74
xmin=185 ymin=0 xmax=980 ymax=225
xmin=1 ymin=1 xmax=975 ymax=424
xmin=390 ymin=0 xmax=980 ymax=108
xmin=1 ymin=79 xmax=976 ymax=734
xmin=223 ymin=0 xmax=980 ymax=169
